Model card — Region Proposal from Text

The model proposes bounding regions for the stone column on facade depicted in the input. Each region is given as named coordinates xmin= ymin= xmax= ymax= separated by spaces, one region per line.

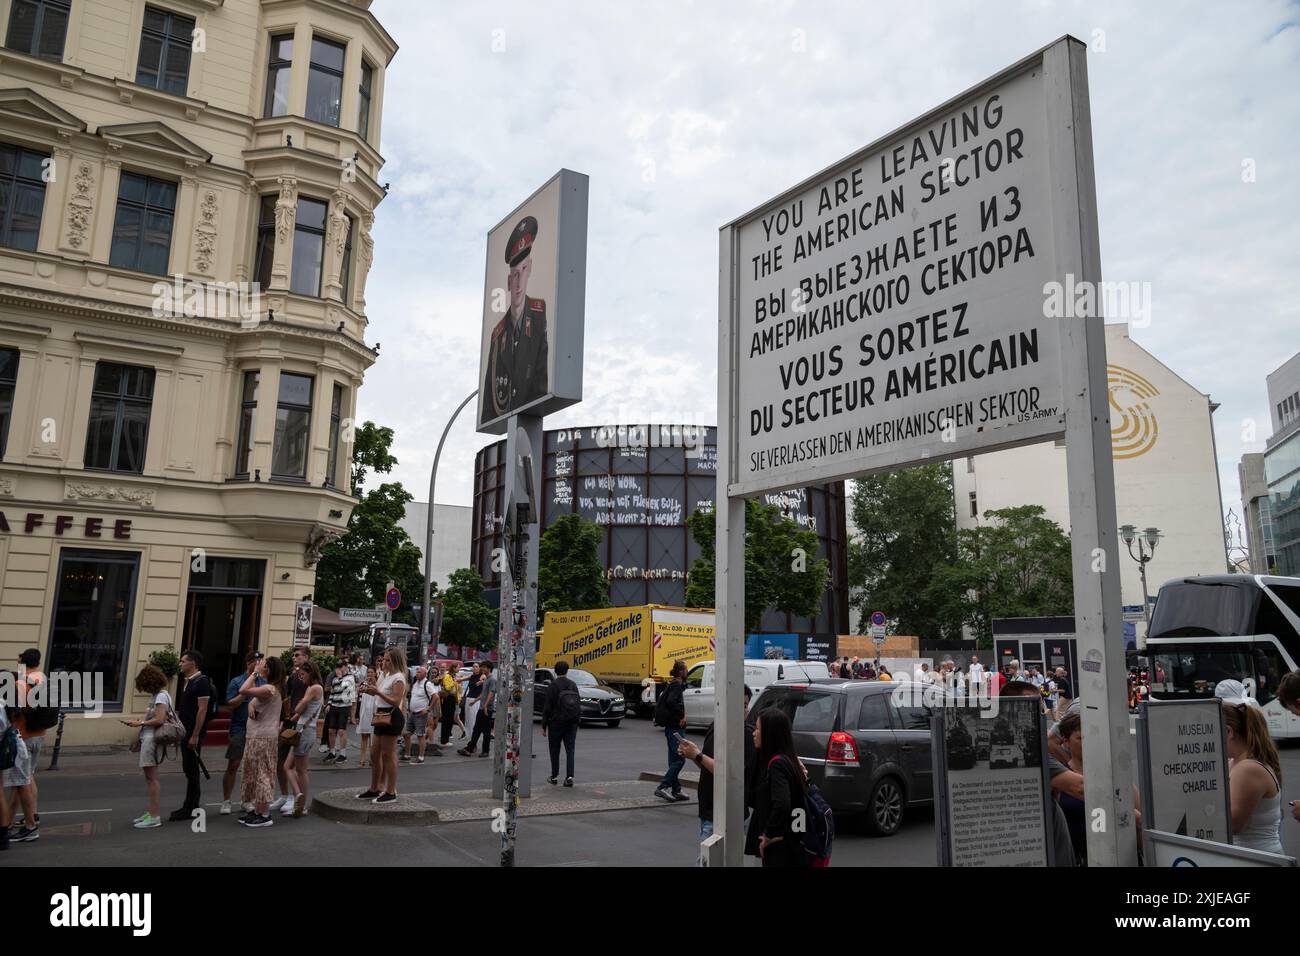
xmin=307 ymin=370 xmax=336 ymax=486
xmin=287 ymin=22 xmax=312 ymax=118
xmin=2 ymin=337 xmax=47 ymax=465
xmin=323 ymin=189 xmax=348 ymax=302
xmin=141 ymin=367 xmax=173 ymax=476
xmin=355 ymin=210 xmax=374 ymax=310
xmin=173 ymin=170 xmax=201 ymax=281
xmin=341 ymin=38 xmax=362 ymax=140
xmin=42 ymin=145 xmax=76 ymax=256
xmin=64 ymin=354 xmax=100 ymax=469
xmin=269 ymin=176 xmax=297 ymax=293
xmin=87 ymin=151 xmax=123 ymax=263
xmin=212 ymin=361 xmax=237 ymax=482
xmin=249 ymin=363 xmax=279 ymax=480
xmin=233 ymin=179 xmax=257 ymax=283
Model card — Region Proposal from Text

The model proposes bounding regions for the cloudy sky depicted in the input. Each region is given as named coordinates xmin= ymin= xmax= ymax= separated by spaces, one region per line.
xmin=359 ymin=0 xmax=1299 ymax=556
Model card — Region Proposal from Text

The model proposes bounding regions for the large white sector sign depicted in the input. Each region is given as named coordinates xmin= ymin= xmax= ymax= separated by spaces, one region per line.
xmin=728 ymin=56 xmax=1067 ymax=494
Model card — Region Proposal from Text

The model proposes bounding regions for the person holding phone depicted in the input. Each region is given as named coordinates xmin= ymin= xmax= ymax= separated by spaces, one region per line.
xmin=238 ymin=656 xmax=287 ymax=828
xmin=358 ymin=648 xmax=407 ymax=804
xmin=653 ymin=660 xmax=690 ymax=803
xmin=124 ymin=664 xmax=172 ymax=829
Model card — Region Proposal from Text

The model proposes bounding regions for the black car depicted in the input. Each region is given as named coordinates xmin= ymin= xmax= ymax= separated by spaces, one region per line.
xmin=533 ymin=667 xmax=626 ymax=727
xmin=750 ymin=679 xmax=948 ymax=837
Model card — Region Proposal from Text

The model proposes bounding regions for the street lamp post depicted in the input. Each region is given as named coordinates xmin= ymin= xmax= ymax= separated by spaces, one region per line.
xmin=422 ymin=390 xmax=479 ymax=652
xmin=1119 ymin=524 xmax=1162 ymax=632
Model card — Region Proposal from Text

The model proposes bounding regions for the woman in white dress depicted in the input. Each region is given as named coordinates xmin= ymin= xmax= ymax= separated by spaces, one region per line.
xmin=1221 ymin=696 xmax=1285 ymax=855
xmin=356 ymin=665 xmax=378 ymax=768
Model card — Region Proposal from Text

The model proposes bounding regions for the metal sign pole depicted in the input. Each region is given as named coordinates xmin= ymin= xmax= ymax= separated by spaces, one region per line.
xmin=1046 ymin=38 xmax=1136 ymax=866
xmin=713 ymin=225 xmax=746 ymax=868
xmin=492 ymin=414 xmax=541 ymax=804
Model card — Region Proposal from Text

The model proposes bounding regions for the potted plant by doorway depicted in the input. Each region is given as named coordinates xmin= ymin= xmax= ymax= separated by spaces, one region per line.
xmin=148 ymin=648 xmax=181 ymax=681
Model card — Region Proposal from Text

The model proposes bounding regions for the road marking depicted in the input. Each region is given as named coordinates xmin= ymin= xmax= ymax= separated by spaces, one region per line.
xmin=27 ymin=808 xmax=113 ymax=815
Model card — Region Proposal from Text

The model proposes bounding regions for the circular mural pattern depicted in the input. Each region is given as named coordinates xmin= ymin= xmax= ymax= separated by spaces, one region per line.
xmin=1108 ymin=364 xmax=1160 ymax=459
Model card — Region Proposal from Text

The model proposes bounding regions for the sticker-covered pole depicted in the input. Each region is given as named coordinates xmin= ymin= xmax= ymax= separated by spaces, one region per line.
xmin=1045 ymin=37 xmax=1136 ymax=866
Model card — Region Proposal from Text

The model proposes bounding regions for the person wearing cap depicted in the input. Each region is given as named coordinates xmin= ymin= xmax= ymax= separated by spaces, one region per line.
xmin=1218 ymin=689 xmax=1284 ymax=854
xmin=483 ymin=214 xmax=548 ymax=420
xmin=221 ymin=652 xmax=264 ymax=816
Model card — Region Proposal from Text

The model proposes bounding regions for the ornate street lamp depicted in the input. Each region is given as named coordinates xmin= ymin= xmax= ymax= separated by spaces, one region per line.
xmin=1119 ymin=524 xmax=1162 ymax=630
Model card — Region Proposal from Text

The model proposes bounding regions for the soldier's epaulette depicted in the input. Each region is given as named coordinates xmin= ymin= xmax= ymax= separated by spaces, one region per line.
xmin=528 ymin=297 xmax=546 ymax=312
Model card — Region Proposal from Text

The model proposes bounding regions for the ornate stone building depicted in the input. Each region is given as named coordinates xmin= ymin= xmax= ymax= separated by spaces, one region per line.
xmin=0 ymin=0 xmax=396 ymax=742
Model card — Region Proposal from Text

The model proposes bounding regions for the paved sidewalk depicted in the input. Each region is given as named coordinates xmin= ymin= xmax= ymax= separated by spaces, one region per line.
xmin=313 ymin=778 xmax=700 ymax=826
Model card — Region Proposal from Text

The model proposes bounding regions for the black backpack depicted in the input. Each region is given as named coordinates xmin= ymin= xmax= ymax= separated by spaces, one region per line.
xmin=0 ymin=721 xmax=19 ymax=771
xmin=769 ymin=755 xmax=834 ymax=865
xmin=553 ymin=678 xmax=581 ymax=723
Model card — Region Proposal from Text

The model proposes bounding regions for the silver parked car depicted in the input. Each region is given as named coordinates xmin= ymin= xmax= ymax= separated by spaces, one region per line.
xmin=749 ymin=678 xmax=944 ymax=836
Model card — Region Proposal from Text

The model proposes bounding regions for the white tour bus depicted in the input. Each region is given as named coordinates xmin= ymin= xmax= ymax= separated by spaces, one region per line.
xmin=1146 ymin=574 xmax=1300 ymax=739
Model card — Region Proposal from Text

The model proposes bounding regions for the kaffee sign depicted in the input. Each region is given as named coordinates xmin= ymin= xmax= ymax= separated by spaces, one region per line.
xmin=0 ymin=512 xmax=133 ymax=538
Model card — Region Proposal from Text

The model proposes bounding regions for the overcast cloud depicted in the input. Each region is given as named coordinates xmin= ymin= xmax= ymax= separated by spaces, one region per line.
xmin=359 ymin=0 xmax=1299 ymax=562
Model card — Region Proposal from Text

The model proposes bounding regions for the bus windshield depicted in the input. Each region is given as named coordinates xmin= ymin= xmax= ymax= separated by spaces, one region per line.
xmin=1147 ymin=639 xmax=1291 ymax=707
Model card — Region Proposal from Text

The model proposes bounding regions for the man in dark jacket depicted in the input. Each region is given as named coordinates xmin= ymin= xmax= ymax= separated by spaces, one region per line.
xmin=654 ymin=660 xmax=690 ymax=802
xmin=541 ymin=660 xmax=581 ymax=786
xmin=679 ymin=685 xmax=756 ymax=858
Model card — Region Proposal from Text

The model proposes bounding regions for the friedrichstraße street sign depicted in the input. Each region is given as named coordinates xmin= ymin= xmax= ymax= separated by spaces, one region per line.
xmin=717 ymin=36 xmax=1134 ymax=868
xmin=339 ymin=607 xmax=387 ymax=623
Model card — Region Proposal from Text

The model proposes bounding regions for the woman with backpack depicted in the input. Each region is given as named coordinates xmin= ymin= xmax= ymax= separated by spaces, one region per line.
xmin=123 ymin=664 xmax=172 ymax=829
xmin=747 ymin=708 xmax=813 ymax=868
xmin=0 ymin=705 xmax=33 ymax=851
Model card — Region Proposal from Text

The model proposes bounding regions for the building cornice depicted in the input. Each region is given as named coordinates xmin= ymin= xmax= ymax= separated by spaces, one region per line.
xmin=0 ymin=284 xmax=378 ymax=366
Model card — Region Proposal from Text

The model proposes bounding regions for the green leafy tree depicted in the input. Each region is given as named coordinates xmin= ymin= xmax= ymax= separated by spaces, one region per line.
xmin=846 ymin=462 xmax=965 ymax=641
xmin=933 ymin=504 xmax=1075 ymax=645
xmin=685 ymin=499 xmax=828 ymax=633
xmin=313 ymin=421 xmax=426 ymax=626
xmin=440 ymin=567 xmax=499 ymax=651
xmin=538 ymin=514 xmax=609 ymax=622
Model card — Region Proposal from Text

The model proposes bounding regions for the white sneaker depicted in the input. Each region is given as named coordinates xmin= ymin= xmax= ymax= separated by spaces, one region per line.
xmin=318 ymin=743 xmax=329 ymax=753
xmin=269 ymin=796 xmax=288 ymax=812
xmin=242 ymin=802 xmax=254 ymax=813
xmin=279 ymin=799 xmax=297 ymax=815
xmin=219 ymin=801 xmax=231 ymax=815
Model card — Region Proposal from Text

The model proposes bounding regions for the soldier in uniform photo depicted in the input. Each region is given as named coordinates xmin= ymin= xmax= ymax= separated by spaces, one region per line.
xmin=484 ymin=215 xmax=549 ymax=420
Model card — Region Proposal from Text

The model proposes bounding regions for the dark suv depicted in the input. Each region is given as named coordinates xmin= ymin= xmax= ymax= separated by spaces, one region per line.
xmin=749 ymin=679 xmax=943 ymax=836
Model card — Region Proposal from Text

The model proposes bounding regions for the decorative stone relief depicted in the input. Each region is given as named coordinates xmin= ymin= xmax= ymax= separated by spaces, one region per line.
xmin=356 ymin=211 xmax=375 ymax=302
xmin=274 ymin=177 xmax=297 ymax=244
xmin=0 ymin=476 xmax=14 ymax=497
xmin=327 ymin=190 xmax=348 ymax=257
xmin=193 ymin=190 xmax=220 ymax=273
xmin=65 ymin=161 xmax=95 ymax=249
xmin=305 ymin=523 xmax=344 ymax=568
xmin=64 ymin=481 xmax=157 ymax=509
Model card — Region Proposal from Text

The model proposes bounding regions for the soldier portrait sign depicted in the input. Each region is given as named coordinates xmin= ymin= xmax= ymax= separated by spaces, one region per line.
xmin=477 ymin=169 xmax=589 ymax=433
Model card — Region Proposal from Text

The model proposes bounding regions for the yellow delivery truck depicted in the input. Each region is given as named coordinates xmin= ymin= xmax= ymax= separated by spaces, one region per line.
xmin=538 ymin=605 xmax=715 ymax=716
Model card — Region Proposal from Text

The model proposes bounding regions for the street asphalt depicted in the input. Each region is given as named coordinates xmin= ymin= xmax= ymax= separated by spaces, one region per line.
xmin=5 ymin=717 xmax=1296 ymax=867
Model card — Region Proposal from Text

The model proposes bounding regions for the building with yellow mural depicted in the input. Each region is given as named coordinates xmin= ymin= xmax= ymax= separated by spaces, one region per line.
xmin=951 ymin=324 xmax=1229 ymax=642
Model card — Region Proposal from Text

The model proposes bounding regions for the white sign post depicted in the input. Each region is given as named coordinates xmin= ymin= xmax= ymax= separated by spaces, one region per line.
xmin=1136 ymin=699 xmax=1231 ymax=844
xmin=717 ymin=36 xmax=1133 ymax=866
